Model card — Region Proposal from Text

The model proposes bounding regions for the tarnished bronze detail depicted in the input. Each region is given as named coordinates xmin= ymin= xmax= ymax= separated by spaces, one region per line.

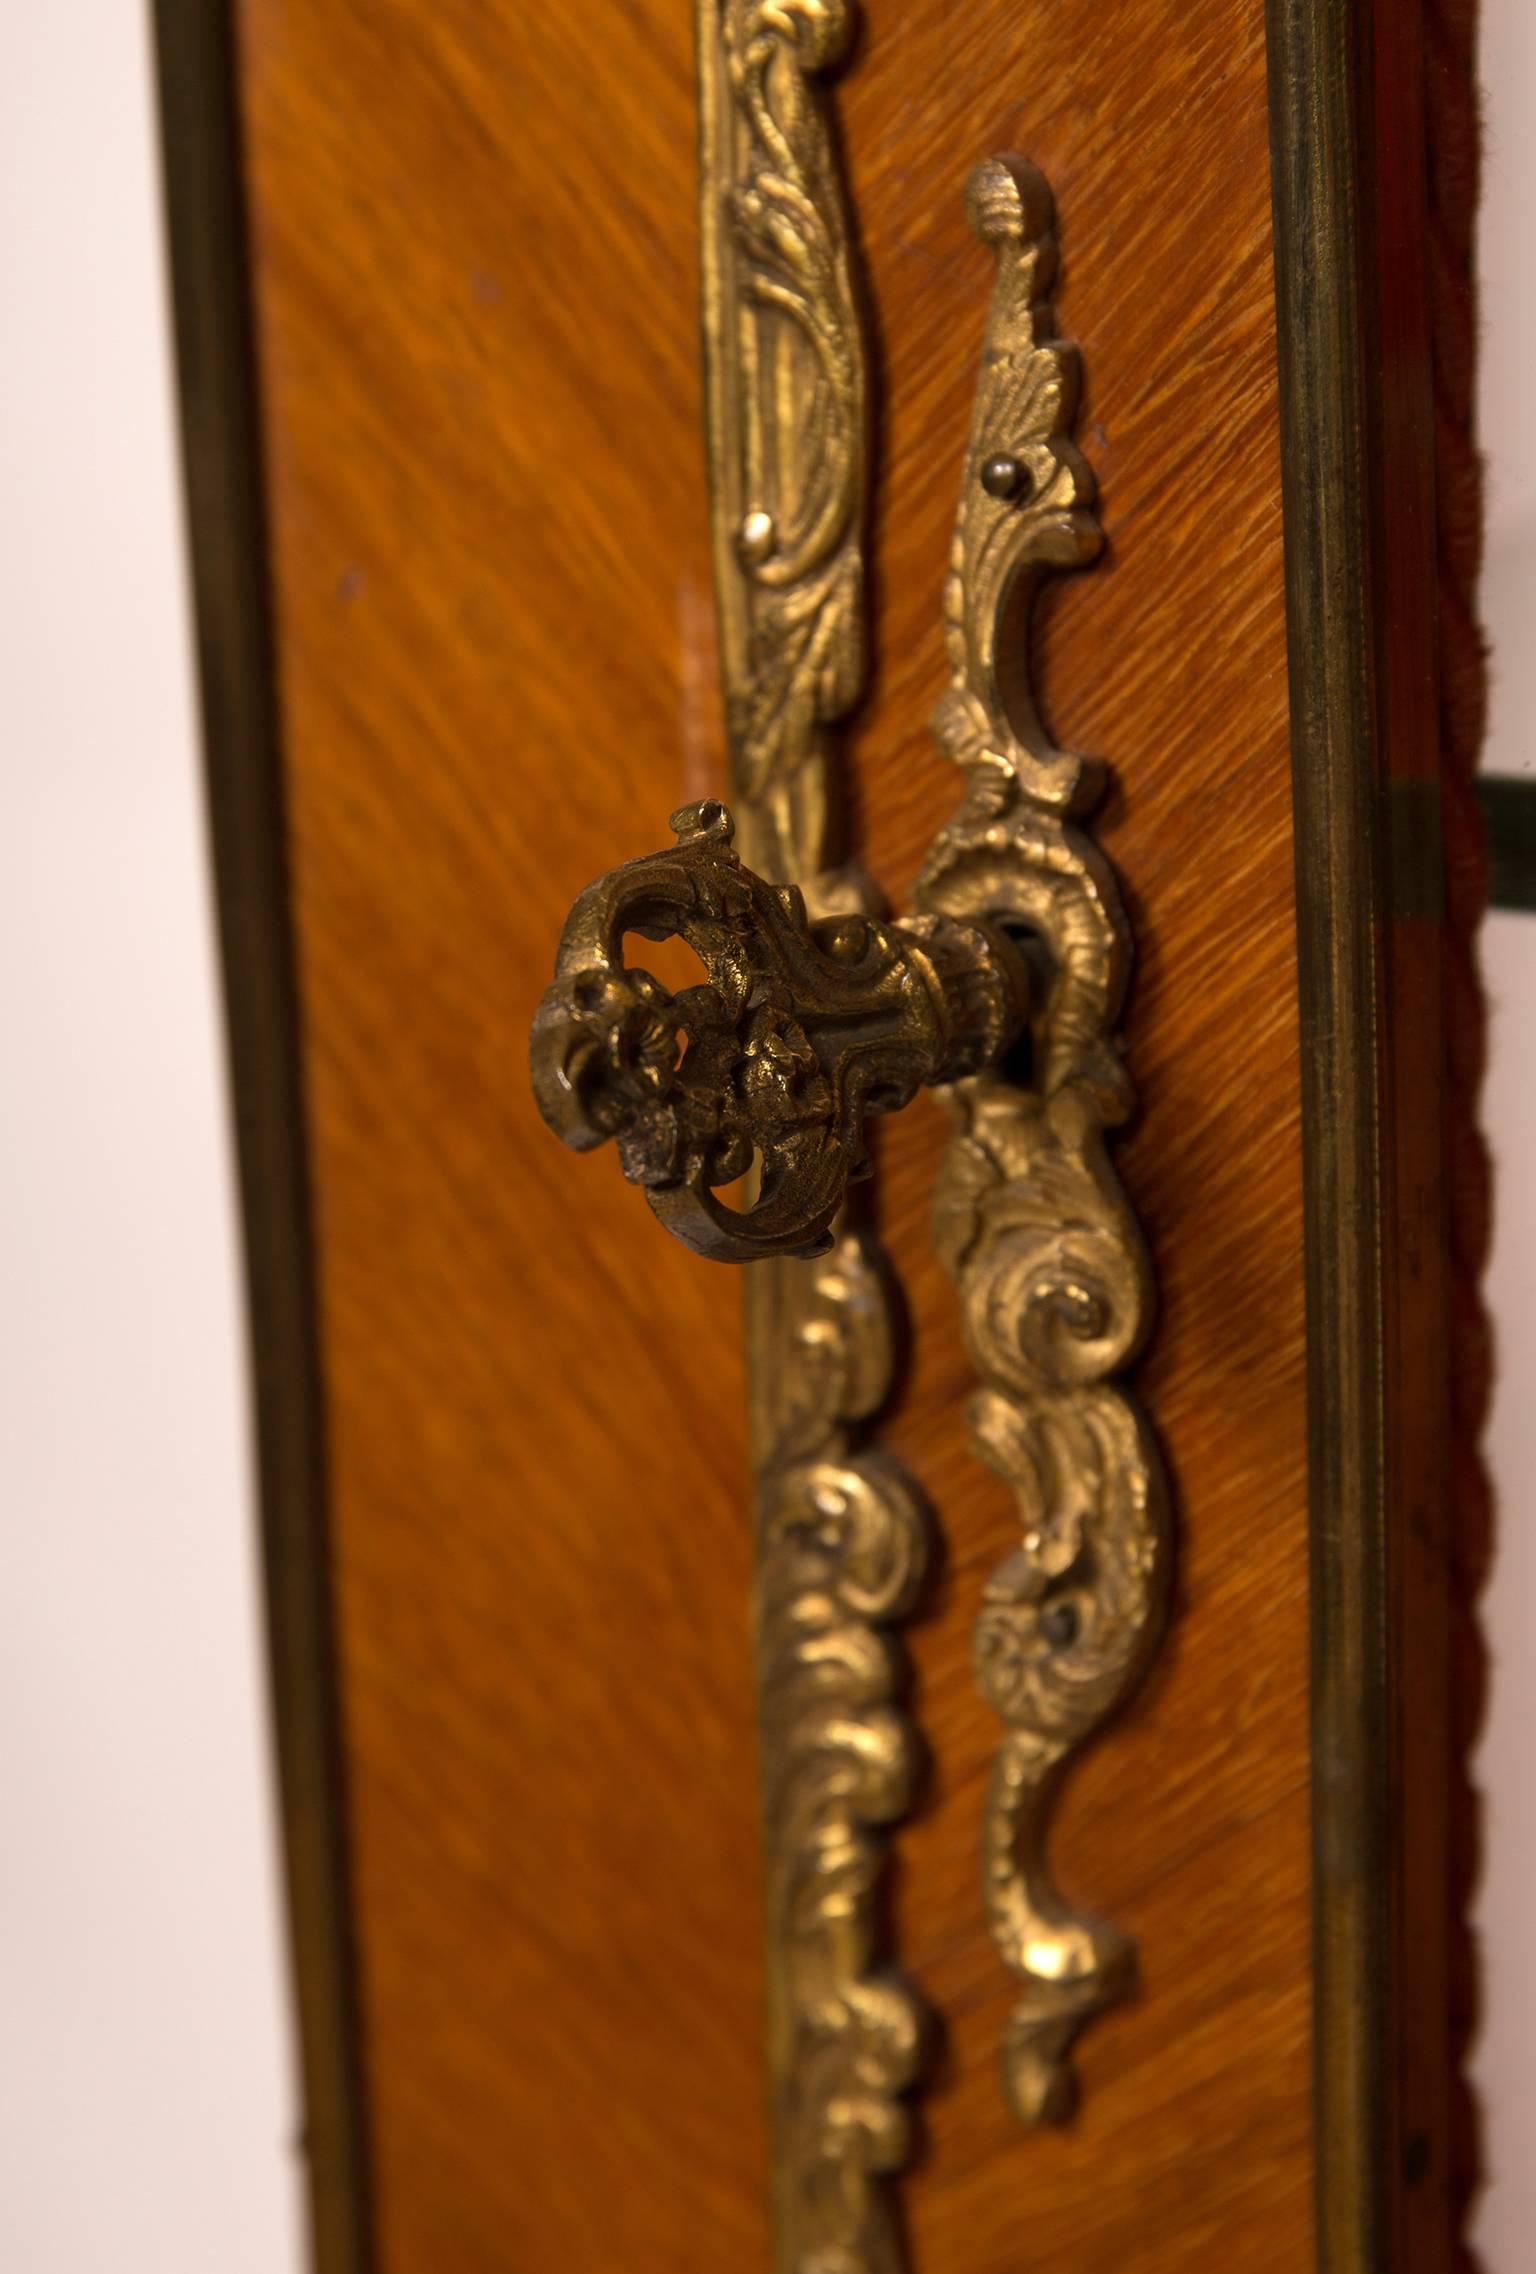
xmin=530 ymin=798 xmax=1029 ymax=1263
xmin=912 ymin=154 xmax=1171 ymax=2127
xmin=697 ymin=0 xmax=867 ymax=890
xmin=756 ymin=1227 xmax=928 ymax=2273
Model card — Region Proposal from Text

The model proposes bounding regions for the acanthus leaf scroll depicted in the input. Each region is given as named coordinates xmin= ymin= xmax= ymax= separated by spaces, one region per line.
xmin=913 ymin=154 xmax=1173 ymax=2129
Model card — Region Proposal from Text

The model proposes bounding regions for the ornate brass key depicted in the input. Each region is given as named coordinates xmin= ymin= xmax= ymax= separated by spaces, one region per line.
xmin=530 ymin=797 xmax=1031 ymax=1261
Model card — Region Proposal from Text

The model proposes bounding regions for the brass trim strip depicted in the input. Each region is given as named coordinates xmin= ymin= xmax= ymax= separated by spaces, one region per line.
xmin=696 ymin=0 xmax=868 ymax=895
xmin=1265 ymin=3 xmax=1389 ymax=2266
xmin=696 ymin=8 xmax=927 ymax=2269
xmin=150 ymin=10 xmax=374 ymax=2271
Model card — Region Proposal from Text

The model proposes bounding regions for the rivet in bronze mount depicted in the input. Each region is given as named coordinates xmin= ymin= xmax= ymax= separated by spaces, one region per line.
xmin=979 ymin=450 xmax=1031 ymax=501
xmin=737 ymin=507 xmax=776 ymax=565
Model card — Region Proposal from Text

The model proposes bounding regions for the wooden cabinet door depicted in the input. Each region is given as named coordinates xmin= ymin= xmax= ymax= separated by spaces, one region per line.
xmin=160 ymin=0 xmax=1481 ymax=2269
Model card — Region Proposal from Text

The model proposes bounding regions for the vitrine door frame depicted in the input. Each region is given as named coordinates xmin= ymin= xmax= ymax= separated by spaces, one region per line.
xmin=155 ymin=0 xmax=1485 ymax=2268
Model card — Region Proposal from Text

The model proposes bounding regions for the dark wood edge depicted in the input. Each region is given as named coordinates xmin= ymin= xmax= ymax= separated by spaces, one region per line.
xmin=149 ymin=9 xmax=374 ymax=2270
xmin=1268 ymin=1 xmax=1487 ymax=2268
xmin=1265 ymin=4 xmax=1390 ymax=2266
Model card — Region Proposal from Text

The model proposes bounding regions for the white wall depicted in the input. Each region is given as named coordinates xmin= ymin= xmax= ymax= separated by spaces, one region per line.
xmin=1479 ymin=924 xmax=1535 ymax=2265
xmin=1474 ymin=5 xmax=1536 ymax=2261
xmin=0 ymin=7 xmax=304 ymax=2271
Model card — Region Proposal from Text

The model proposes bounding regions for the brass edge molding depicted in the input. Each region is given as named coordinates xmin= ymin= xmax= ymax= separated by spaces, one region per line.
xmin=150 ymin=8 xmax=374 ymax=2271
xmin=697 ymin=0 xmax=867 ymax=895
xmin=1265 ymin=3 xmax=1389 ymax=2268
xmin=756 ymin=1229 xmax=927 ymax=2272
xmin=696 ymin=6 xmax=926 ymax=2270
xmin=912 ymin=156 xmax=1172 ymax=2128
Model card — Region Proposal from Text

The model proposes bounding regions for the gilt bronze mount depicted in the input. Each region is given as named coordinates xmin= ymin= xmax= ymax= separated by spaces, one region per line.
xmin=530 ymin=14 xmax=1171 ymax=2260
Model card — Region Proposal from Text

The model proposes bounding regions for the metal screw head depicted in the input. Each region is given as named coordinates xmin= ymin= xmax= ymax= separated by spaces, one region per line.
xmin=821 ymin=916 xmax=871 ymax=965
xmin=979 ymin=452 xmax=1030 ymax=502
xmin=737 ymin=508 xmax=777 ymax=565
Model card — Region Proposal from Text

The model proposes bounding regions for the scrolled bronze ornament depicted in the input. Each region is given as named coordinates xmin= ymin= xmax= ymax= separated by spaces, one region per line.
xmin=912 ymin=153 xmax=1172 ymax=2127
xmin=755 ymin=1229 xmax=928 ymax=2274
xmin=532 ymin=94 xmax=1170 ymax=2255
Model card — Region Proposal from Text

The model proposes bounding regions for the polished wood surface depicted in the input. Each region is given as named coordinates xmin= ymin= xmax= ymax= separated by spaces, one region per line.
xmin=236 ymin=1 xmax=1310 ymax=2267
